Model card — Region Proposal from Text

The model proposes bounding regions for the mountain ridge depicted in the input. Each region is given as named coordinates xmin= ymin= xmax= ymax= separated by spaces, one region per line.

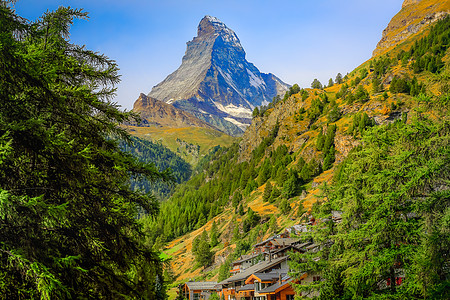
xmin=132 ymin=93 xmax=217 ymax=129
xmin=147 ymin=15 xmax=290 ymax=136
xmin=373 ymin=0 xmax=450 ymax=57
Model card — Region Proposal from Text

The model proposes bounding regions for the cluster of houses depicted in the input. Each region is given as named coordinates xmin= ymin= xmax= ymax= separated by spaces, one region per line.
xmin=178 ymin=210 xmax=407 ymax=299
xmin=179 ymin=223 xmax=322 ymax=300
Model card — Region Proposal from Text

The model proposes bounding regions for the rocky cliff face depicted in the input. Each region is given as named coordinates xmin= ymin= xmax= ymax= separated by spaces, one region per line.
xmin=148 ymin=16 xmax=290 ymax=136
xmin=132 ymin=93 xmax=216 ymax=129
xmin=373 ymin=0 xmax=450 ymax=57
xmin=402 ymin=0 xmax=422 ymax=8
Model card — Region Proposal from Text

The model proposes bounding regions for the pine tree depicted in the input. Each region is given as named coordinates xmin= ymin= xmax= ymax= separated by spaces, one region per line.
xmin=283 ymin=171 xmax=298 ymax=199
xmin=289 ymin=83 xmax=301 ymax=95
xmin=232 ymin=226 xmax=241 ymax=242
xmin=257 ymin=160 xmax=271 ymax=186
xmin=311 ymin=78 xmax=323 ymax=89
xmin=328 ymin=78 xmax=334 ymax=87
xmin=195 ymin=230 xmax=213 ymax=267
xmin=316 ymin=128 xmax=325 ymax=151
xmin=372 ymin=76 xmax=382 ymax=93
xmin=238 ymin=203 xmax=245 ymax=215
xmin=210 ymin=220 xmax=219 ymax=247
xmin=232 ymin=192 xmax=243 ymax=209
xmin=252 ymin=107 xmax=260 ymax=118
xmin=279 ymin=199 xmax=291 ymax=214
xmin=218 ymin=257 xmax=232 ymax=282
xmin=270 ymin=186 xmax=281 ymax=202
xmin=263 ymin=182 xmax=273 ymax=202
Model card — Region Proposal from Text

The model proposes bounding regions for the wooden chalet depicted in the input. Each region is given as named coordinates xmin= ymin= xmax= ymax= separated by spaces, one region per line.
xmin=258 ymin=276 xmax=296 ymax=300
xmin=230 ymin=253 xmax=263 ymax=274
xmin=244 ymin=270 xmax=288 ymax=300
xmin=180 ymin=281 xmax=219 ymax=300
xmin=218 ymin=256 xmax=289 ymax=300
xmin=180 ymin=225 xmax=328 ymax=299
xmin=263 ymin=241 xmax=313 ymax=261
xmin=253 ymin=238 xmax=304 ymax=255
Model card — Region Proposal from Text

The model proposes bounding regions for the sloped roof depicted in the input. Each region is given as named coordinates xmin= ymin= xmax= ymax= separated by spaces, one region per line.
xmin=269 ymin=238 xmax=301 ymax=247
xmin=255 ymin=272 xmax=286 ymax=282
xmin=253 ymin=236 xmax=277 ymax=248
xmin=232 ymin=253 xmax=261 ymax=265
xmin=237 ymin=284 xmax=254 ymax=292
xmin=245 ymin=269 xmax=288 ymax=284
xmin=218 ymin=256 xmax=288 ymax=285
xmin=185 ymin=281 xmax=219 ymax=291
xmin=296 ymin=241 xmax=313 ymax=249
xmin=258 ymin=278 xmax=294 ymax=294
xmin=270 ymin=244 xmax=306 ymax=256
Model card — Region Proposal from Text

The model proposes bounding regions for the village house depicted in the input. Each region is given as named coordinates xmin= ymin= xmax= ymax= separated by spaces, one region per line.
xmin=253 ymin=237 xmax=303 ymax=255
xmin=257 ymin=276 xmax=295 ymax=300
xmin=180 ymin=225 xmax=324 ymax=300
xmin=244 ymin=270 xmax=288 ymax=300
xmin=264 ymin=241 xmax=312 ymax=261
xmin=180 ymin=281 xmax=219 ymax=300
xmin=218 ymin=256 xmax=289 ymax=300
xmin=230 ymin=253 xmax=263 ymax=275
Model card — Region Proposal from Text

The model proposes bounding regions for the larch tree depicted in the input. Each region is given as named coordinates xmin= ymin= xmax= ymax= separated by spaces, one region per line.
xmin=0 ymin=2 xmax=167 ymax=299
xmin=335 ymin=73 xmax=343 ymax=84
xmin=311 ymin=78 xmax=323 ymax=90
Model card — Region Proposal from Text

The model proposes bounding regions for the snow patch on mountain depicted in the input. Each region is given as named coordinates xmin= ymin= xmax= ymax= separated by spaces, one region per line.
xmin=224 ymin=117 xmax=249 ymax=131
xmin=216 ymin=67 xmax=245 ymax=99
xmin=261 ymin=100 xmax=270 ymax=107
xmin=213 ymin=101 xmax=253 ymax=118
xmin=247 ymin=69 xmax=266 ymax=89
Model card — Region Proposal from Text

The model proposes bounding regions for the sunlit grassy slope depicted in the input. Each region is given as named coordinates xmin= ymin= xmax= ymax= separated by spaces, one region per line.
xmin=125 ymin=125 xmax=236 ymax=165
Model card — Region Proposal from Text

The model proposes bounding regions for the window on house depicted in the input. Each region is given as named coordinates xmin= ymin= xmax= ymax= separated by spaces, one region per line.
xmin=255 ymin=281 xmax=260 ymax=292
xmin=313 ymin=276 xmax=321 ymax=282
xmin=286 ymin=295 xmax=295 ymax=300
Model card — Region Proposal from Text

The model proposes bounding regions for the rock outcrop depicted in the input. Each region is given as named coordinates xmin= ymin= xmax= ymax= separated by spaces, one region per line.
xmin=373 ymin=0 xmax=450 ymax=57
xmin=402 ymin=0 xmax=422 ymax=8
xmin=132 ymin=93 xmax=216 ymax=129
xmin=147 ymin=16 xmax=290 ymax=136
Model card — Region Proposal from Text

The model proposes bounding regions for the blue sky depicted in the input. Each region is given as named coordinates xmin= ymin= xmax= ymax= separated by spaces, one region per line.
xmin=14 ymin=0 xmax=404 ymax=110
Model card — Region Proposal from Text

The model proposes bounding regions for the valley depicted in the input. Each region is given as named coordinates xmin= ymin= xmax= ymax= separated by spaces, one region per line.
xmin=133 ymin=0 xmax=450 ymax=299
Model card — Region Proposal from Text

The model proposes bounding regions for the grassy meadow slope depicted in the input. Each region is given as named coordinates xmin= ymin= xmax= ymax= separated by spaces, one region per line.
xmin=127 ymin=92 xmax=236 ymax=165
xmin=125 ymin=125 xmax=235 ymax=165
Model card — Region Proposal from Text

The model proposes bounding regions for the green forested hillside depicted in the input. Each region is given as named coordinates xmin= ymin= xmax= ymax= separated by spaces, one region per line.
xmin=2 ymin=0 xmax=448 ymax=298
xmin=145 ymin=125 xmax=326 ymax=245
xmin=119 ymin=137 xmax=192 ymax=199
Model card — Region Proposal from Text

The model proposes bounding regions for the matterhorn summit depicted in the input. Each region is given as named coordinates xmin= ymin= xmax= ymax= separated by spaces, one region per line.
xmin=147 ymin=16 xmax=289 ymax=136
